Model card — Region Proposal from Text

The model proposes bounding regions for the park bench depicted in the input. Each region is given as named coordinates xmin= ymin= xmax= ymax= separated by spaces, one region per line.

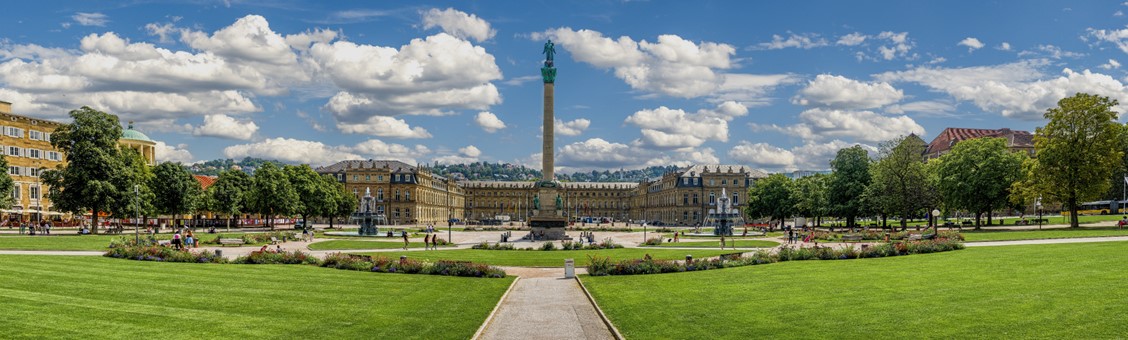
xmin=218 ymin=238 xmax=245 ymax=246
xmin=841 ymin=235 xmax=863 ymax=242
xmin=906 ymin=234 xmax=923 ymax=241
xmin=270 ymin=237 xmax=280 ymax=245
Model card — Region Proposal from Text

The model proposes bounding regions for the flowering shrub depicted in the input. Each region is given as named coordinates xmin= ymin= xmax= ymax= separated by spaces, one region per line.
xmin=588 ymin=236 xmax=965 ymax=276
xmin=232 ymin=250 xmax=318 ymax=265
xmin=424 ymin=260 xmax=506 ymax=278
xmin=472 ymin=242 xmax=516 ymax=250
xmin=642 ymin=237 xmax=664 ymax=246
xmin=104 ymin=246 xmax=227 ymax=264
xmin=473 ymin=240 xmax=623 ymax=251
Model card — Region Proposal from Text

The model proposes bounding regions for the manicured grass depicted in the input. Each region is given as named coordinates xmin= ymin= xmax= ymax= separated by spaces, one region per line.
xmin=643 ymin=240 xmax=778 ymax=248
xmin=961 ymin=227 xmax=1128 ymax=242
xmin=0 ymin=232 xmax=279 ymax=251
xmin=309 ymin=239 xmax=455 ymax=250
xmin=0 ymin=256 xmax=513 ymax=339
xmin=360 ymin=248 xmax=738 ymax=267
xmin=582 ymin=242 xmax=1128 ymax=339
xmin=0 ymin=235 xmax=120 ymax=250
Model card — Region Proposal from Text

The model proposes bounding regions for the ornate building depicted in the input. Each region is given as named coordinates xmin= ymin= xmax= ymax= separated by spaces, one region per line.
xmin=317 ymin=160 xmax=465 ymax=225
xmin=120 ymin=122 xmax=157 ymax=165
xmin=319 ymin=159 xmax=768 ymax=226
xmin=924 ymin=128 xmax=1034 ymax=159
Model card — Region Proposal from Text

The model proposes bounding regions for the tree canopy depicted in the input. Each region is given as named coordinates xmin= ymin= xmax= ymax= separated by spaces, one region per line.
xmin=247 ymin=162 xmax=298 ymax=229
xmin=868 ymin=135 xmax=936 ymax=229
xmin=42 ymin=106 xmax=124 ymax=234
xmin=151 ymin=162 xmax=201 ymax=226
xmin=1022 ymin=93 xmax=1126 ymax=227
xmin=745 ymin=173 xmax=795 ymax=228
xmin=0 ymin=155 xmax=14 ymax=209
xmin=792 ymin=173 xmax=830 ymax=227
xmin=933 ymin=137 xmax=1025 ymax=228
xmin=208 ymin=169 xmax=252 ymax=231
xmin=828 ymin=145 xmax=872 ymax=228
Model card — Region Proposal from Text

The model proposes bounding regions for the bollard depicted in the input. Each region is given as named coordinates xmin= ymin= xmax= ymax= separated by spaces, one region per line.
xmin=215 ymin=249 xmax=222 ymax=258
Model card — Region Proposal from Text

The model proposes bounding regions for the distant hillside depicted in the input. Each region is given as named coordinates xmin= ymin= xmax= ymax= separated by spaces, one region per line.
xmin=185 ymin=157 xmax=284 ymax=176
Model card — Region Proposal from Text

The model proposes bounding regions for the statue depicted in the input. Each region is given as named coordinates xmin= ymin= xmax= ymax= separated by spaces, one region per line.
xmin=533 ymin=195 xmax=540 ymax=210
xmin=555 ymin=194 xmax=563 ymax=210
xmin=543 ymin=39 xmax=556 ymax=64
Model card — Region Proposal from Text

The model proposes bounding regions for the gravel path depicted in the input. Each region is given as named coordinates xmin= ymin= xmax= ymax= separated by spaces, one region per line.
xmin=477 ymin=276 xmax=614 ymax=340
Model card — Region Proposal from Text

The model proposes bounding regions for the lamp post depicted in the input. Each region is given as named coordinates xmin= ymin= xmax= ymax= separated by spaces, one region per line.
xmin=931 ymin=209 xmax=941 ymax=232
xmin=1036 ymin=197 xmax=1043 ymax=230
xmin=134 ymin=184 xmax=140 ymax=244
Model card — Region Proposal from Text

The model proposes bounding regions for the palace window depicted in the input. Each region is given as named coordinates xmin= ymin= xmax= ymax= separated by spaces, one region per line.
xmin=709 ymin=192 xmax=716 ymax=204
xmin=29 ymin=149 xmax=40 ymax=159
xmin=693 ymin=193 xmax=699 ymax=204
xmin=30 ymin=186 xmax=39 ymax=199
xmin=683 ymin=194 xmax=688 ymax=205
xmin=8 ymin=166 xmax=18 ymax=175
xmin=6 ymin=127 xmax=22 ymax=138
xmin=405 ymin=191 xmax=411 ymax=201
xmin=29 ymin=130 xmax=42 ymax=140
xmin=8 ymin=146 xmax=20 ymax=157
xmin=366 ymin=175 xmax=371 ymax=181
xmin=11 ymin=185 xmax=19 ymax=200
xmin=377 ymin=188 xmax=384 ymax=201
xmin=395 ymin=190 xmax=401 ymax=201
xmin=732 ymin=193 xmax=739 ymax=205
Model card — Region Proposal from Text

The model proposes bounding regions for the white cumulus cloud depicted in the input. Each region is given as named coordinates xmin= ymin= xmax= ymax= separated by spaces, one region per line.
xmin=755 ymin=32 xmax=828 ymax=50
xmin=223 ymin=137 xmax=427 ymax=166
xmin=154 ymin=141 xmax=195 ymax=164
xmin=192 ymin=114 xmax=259 ymax=140
xmin=752 ymin=108 xmax=925 ymax=143
xmin=792 ymin=74 xmax=903 ymax=109
xmin=475 ymin=111 xmax=506 ymax=133
xmin=555 ymin=118 xmax=591 ymax=136
xmin=336 ymin=116 xmax=432 ymax=139
xmin=421 ymin=8 xmax=495 ymax=42
xmin=624 ymin=102 xmax=748 ymax=150
xmin=959 ymin=37 xmax=985 ymax=52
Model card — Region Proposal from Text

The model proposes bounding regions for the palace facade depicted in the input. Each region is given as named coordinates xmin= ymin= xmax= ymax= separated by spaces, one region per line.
xmin=317 ymin=160 xmax=768 ymax=226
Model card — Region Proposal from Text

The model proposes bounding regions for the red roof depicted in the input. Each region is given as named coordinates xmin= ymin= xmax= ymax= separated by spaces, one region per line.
xmin=925 ymin=127 xmax=1033 ymax=157
xmin=194 ymin=175 xmax=218 ymax=190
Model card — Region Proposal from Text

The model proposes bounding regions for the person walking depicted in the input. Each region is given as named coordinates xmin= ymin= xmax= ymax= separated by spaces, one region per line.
xmin=719 ymin=235 xmax=725 ymax=250
xmin=423 ymin=234 xmax=431 ymax=250
xmin=788 ymin=228 xmax=794 ymax=244
xmin=402 ymin=231 xmax=409 ymax=250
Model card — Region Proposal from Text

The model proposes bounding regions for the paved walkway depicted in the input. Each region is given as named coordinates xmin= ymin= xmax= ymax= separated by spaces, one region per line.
xmin=478 ymin=275 xmax=614 ymax=340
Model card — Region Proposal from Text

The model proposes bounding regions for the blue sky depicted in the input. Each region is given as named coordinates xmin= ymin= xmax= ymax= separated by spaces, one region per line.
xmin=2 ymin=0 xmax=1127 ymax=172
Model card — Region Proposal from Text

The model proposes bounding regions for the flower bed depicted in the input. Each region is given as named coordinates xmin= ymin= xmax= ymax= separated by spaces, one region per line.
xmin=321 ymin=253 xmax=506 ymax=278
xmin=808 ymin=230 xmax=964 ymax=242
xmin=232 ymin=250 xmax=319 ymax=265
xmin=587 ymin=237 xmax=965 ymax=276
xmin=104 ymin=245 xmax=227 ymax=263
xmin=470 ymin=238 xmax=624 ymax=251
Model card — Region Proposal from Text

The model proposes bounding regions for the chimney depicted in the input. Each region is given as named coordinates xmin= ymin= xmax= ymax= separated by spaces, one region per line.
xmin=0 ymin=100 xmax=11 ymax=114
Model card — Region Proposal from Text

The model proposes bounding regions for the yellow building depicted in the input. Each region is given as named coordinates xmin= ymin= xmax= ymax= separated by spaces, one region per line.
xmin=317 ymin=160 xmax=465 ymax=225
xmin=0 ymin=100 xmax=66 ymax=222
xmin=317 ymin=158 xmax=768 ymax=226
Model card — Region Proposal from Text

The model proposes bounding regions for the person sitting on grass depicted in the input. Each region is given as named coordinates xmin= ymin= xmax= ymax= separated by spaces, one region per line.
xmin=259 ymin=245 xmax=269 ymax=253
xmin=1119 ymin=216 xmax=1127 ymax=229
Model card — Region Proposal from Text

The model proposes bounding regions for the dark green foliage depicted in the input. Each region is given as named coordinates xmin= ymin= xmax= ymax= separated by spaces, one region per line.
xmin=42 ymin=106 xmax=124 ymax=234
xmin=208 ymin=169 xmax=252 ymax=231
xmin=868 ymin=135 xmax=936 ymax=229
xmin=745 ymin=173 xmax=794 ymax=227
xmin=104 ymin=246 xmax=227 ymax=263
xmin=151 ymin=162 xmax=201 ymax=225
xmin=933 ymin=137 xmax=1025 ymax=228
xmin=0 ymin=155 xmax=14 ymax=209
xmin=828 ymin=145 xmax=872 ymax=228
xmin=247 ymin=162 xmax=298 ymax=229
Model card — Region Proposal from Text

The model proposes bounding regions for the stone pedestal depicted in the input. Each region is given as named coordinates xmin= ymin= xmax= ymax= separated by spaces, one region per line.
xmin=528 ymin=182 xmax=568 ymax=240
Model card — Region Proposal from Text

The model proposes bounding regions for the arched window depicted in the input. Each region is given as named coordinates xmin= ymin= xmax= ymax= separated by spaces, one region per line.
xmin=709 ymin=192 xmax=716 ymax=204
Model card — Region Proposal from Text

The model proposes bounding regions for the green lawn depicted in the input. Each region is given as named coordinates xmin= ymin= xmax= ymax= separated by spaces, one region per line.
xmin=961 ymin=227 xmax=1128 ymax=242
xmin=0 ymin=232 xmax=282 ymax=251
xmin=359 ymin=248 xmax=738 ymax=267
xmin=583 ymin=242 xmax=1128 ymax=339
xmin=643 ymin=240 xmax=779 ymax=248
xmin=0 ymin=256 xmax=513 ymax=339
xmin=309 ymin=239 xmax=456 ymax=250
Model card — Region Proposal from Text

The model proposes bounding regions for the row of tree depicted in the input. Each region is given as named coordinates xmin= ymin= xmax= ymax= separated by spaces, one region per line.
xmin=746 ymin=93 xmax=1126 ymax=229
xmin=39 ymin=107 xmax=358 ymax=234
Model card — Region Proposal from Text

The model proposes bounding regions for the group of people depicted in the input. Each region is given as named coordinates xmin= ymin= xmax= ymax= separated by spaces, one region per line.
xmin=170 ymin=229 xmax=198 ymax=250
xmin=15 ymin=221 xmax=53 ymax=235
xmin=420 ymin=232 xmax=443 ymax=250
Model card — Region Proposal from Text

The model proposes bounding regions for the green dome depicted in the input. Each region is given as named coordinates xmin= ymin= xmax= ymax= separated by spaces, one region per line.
xmin=121 ymin=122 xmax=153 ymax=142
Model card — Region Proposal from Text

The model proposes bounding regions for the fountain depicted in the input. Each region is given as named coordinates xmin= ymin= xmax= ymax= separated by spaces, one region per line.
xmin=698 ymin=188 xmax=745 ymax=236
xmin=349 ymin=187 xmax=385 ymax=236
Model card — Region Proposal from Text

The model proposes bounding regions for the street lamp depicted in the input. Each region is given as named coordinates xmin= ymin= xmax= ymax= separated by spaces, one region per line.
xmin=931 ymin=209 xmax=941 ymax=232
xmin=1036 ymin=197 xmax=1043 ymax=230
xmin=134 ymin=184 xmax=140 ymax=244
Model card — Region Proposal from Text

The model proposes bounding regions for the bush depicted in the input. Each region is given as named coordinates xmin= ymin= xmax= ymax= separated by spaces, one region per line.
xmin=321 ymin=252 xmax=374 ymax=271
xmin=589 ymin=237 xmax=966 ymax=276
xmin=424 ymin=260 xmax=506 ymax=278
xmin=642 ymin=237 xmax=664 ymax=246
xmin=104 ymin=246 xmax=227 ymax=264
xmin=540 ymin=242 xmax=556 ymax=251
xmin=233 ymin=250 xmax=319 ymax=265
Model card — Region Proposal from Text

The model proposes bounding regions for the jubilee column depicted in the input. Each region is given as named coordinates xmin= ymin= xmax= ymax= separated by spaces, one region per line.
xmin=528 ymin=40 xmax=567 ymax=240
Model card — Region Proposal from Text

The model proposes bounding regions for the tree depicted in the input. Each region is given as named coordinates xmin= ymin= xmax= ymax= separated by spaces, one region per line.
xmin=828 ymin=145 xmax=872 ymax=228
xmin=209 ymin=169 xmax=251 ymax=231
xmin=285 ymin=165 xmax=335 ymax=228
xmin=745 ymin=174 xmax=795 ymax=229
xmin=151 ymin=162 xmax=201 ymax=228
xmin=0 ymin=154 xmax=14 ymax=209
xmin=42 ymin=106 xmax=124 ymax=234
xmin=247 ymin=162 xmax=298 ymax=230
xmin=325 ymin=175 xmax=357 ymax=229
xmin=1023 ymin=93 xmax=1126 ymax=228
xmin=792 ymin=173 xmax=829 ymax=227
xmin=108 ymin=148 xmax=156 ymax=224
xmin=934 ymin=137 xmax=1026 ymax=229
xmin=868 ymin=135 xmax=936 ymax=230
